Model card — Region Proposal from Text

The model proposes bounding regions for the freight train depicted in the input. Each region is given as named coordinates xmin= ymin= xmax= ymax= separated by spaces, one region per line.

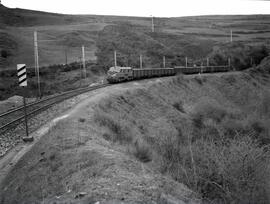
xmin=106 ymin=65 xmax=229 ymax=83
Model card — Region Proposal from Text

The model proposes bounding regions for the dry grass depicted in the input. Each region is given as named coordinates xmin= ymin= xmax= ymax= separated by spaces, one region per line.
xmin=91 ymin=73 xmax=270 ymax=204
xmin=94 ymin=109 xmax=153 ymax=162
xmin=93 ymin=110 xmax=132 ymax=143
xmin=172 ymin=101 xmax=185 ymax=113
xmin=157 ymin=128 xmax=270 ymax=203
xmin=131 ymin=139 xmax=152 ymax=163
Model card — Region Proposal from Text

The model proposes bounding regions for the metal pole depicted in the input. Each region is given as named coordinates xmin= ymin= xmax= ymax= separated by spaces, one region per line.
xmin=207 ymin=58 xmax=209 ymax=67
xmin=34 ymin=31 xmax=41 ymax=99
xmin=65 ymin=48 xmax=68 ymax=65
xmin=79 ymin=57 xmax=82 ymax=87
xmin=114 ymin=51 xmax=117 ymax=67
xmin=230 ymin=30 xmax=233 ymax=42
xmin=163 ymin=56 xmax=166 ymax=68
xmin=151 ymin=16 xmax=154 ymax=32
xmin=23 ymin=89 xmax=29 ymax=137
xmin=228 ymin=58 xmax=231 ymax=70
xmin=140 ymin=54 xmax=143 ymax=69
xmin=34 ymin=34 xmax=37 ymax=77
xmin=185 ymin=57 xmax=188 ymax=68
xmin=82 ymin=45 xmax=86 ymax=78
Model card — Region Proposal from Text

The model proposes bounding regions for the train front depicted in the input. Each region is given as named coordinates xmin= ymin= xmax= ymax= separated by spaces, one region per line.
xmin=107 ymin=66 xmax=120 ymax=83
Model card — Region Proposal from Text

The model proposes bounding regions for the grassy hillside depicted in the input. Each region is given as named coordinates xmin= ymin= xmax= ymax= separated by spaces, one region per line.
xmin=1 ymin=66 xmax=270 ymax=203
xmin=0 ymin=4 xmax=270 ymax=70
xmin=92 ymin=70 xmax=270 ymax=203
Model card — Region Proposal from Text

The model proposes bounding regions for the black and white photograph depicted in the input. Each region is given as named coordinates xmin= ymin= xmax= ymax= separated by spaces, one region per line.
xmin=0 ymin=0 xmax=270 ymax=203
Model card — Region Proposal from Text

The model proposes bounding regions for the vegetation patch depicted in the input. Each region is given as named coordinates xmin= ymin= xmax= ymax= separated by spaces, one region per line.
xmin=131 ymin=139 xmax=152 ymax=163
xmin=172 ymin=101 xmax=185 ymax=113
xmin=92 ymin=70 xmax=270 ymax=204
xmin=93 ymin=110 xmax=132 ymax=143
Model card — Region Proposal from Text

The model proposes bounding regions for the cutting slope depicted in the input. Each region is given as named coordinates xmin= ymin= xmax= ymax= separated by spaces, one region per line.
xmin=1 ymin=68 xmax=270 ymax=203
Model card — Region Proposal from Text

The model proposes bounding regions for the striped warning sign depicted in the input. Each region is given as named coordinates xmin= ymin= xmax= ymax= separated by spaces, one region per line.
xmin=17 ymin=64 xmax=27 ymax=87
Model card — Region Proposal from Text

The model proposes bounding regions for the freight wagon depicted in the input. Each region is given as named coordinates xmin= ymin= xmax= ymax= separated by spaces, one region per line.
xmin=107 ymin=66 xmax=175 ymax=83
xmin=107 ymin=65 xmax=229 ymax=83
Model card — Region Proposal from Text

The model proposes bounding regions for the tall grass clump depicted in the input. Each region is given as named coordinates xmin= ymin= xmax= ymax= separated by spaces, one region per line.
xmin=191 ymin=99 xmax=232 ymax=131
xmin=130 ymin=138 xmax=152 ymax=163
xmin=93 ymin=110 xmax=131 ymax=143
xmin=172 ymin=100 xmax=185 ymax=113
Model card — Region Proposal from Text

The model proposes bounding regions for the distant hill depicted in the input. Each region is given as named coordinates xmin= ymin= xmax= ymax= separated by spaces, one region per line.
xmin=0 ymin=4 xmax=270 ymax=70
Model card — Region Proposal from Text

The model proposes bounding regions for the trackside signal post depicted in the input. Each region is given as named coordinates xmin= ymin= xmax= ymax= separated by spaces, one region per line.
xmin=17 ymin=64 xmax=32 ymax=141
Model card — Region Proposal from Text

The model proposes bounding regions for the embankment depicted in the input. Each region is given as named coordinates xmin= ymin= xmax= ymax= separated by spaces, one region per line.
xmin=0 ymin=71 xmax=270 ymax=204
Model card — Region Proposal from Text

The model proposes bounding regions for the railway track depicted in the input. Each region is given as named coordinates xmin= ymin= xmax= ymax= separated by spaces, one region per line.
xmin=0 ymin=83 xmax=110 ymax=136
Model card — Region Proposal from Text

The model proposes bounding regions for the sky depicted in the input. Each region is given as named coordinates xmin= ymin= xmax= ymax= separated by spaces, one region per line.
xmin=2 ymin=0 xmax=270 ymax=17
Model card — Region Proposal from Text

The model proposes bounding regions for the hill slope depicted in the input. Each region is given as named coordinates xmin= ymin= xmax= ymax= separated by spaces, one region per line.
xmin=0 ymin=4 xmax=270 ymax=70
xmin=1 ymin=70 xmax=270 ymax=203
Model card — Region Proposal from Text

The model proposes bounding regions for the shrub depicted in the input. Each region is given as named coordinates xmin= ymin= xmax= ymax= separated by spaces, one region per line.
xmin=94 ymin=111 xmax=131 ymax=143
xmin=195 ymin=137 xmax=270 ymax=204
xmin=1 ymin=50 xmax=9 ymax=58
xmin=245 ymin=118 xmax=270 ymax=146
xmin=194 ymin=76 xmax=204 ymax=85
xmin=221 ymin=118 xmax=245 ymax=138
xmin=249 ymin=45 xmax=269 ymax=65
xmin=102 ymin=133 xmax=112 ymax=141
xmin=158 ymin=132 xmax=270 ymax=204
xmin=78 ymin=118 xmax=86 ymax=123
xmin=132 ymin=139 xmax=152 ymax=162
xmin=208 ymin=43 xmax=269 ymax=70
xmin=172 ymin=101 xmax=185 ymax=113
xmin=192 ymin=99 xmax=229 ymax=127
xmin=157 ymin=133 xmax=183 ymax=168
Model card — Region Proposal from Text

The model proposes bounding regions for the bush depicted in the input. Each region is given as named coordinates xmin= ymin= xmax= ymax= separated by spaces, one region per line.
xmin=192 ymin=99 xmax=229 ymax=125
xmin=94 ymin=111 xmax=131 ymax=143
xmin=243 ymin=117 xmax=270 ymax=146
xmin=194 ymin=76 xmax=204 ymax=85
xmin=172 ymin=101 xmax=185 ymax=113
xmin=196 ymin=137 xmax=270 ymax=204
xmin=158 ymin=131 xmax=270 ymax=204
xmin=249 ymin=45 xmax=269 ymax=66
xmin=1 ymin=50 xmax=10 ymax=58
xmin=208 ymin=43 xmax=269 ymax=70
xmin=157 ymin=97 xmax=270 ymax=203
xmin=132 ymin=139 xmax=152 ymax=162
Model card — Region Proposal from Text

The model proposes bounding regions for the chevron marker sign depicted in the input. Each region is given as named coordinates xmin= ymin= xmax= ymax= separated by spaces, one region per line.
xmin=17 ymin=64 xmax=27 ymax=87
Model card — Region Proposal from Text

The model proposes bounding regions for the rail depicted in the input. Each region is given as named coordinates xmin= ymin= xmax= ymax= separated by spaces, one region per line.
xmin=0 ymin=83 xmax=109 ymax=134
